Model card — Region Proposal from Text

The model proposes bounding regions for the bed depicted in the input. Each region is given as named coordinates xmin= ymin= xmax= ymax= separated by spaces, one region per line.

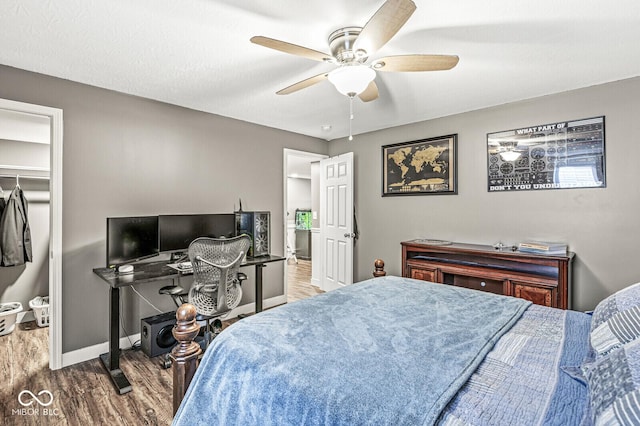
xmin=170 ymin=263 xmax=640 ymax=425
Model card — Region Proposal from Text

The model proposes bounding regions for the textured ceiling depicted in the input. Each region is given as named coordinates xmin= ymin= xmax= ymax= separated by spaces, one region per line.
xmin=1 ymin=0 xmax=639 ymax=141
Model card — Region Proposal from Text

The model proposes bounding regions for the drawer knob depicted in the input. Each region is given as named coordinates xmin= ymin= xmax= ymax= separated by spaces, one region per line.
xmin=480 ymin=281 xmax=486 ymax=287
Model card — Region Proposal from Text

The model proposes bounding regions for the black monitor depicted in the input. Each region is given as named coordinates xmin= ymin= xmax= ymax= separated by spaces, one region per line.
xmin=106 ymin=216 xmax=159 ymax=269
xmin=201 ymin=213 xmax=236 ymax=239
xmin=158 ymin=214 xmax=235 ymax=252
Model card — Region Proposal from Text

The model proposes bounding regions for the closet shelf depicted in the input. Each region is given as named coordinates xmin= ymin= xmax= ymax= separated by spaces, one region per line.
xmin=0 ymin=164 xmax=50 ymax=180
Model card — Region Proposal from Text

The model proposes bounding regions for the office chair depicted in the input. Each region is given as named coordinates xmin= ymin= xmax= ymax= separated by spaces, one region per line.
xmin=187 ymin=235 xmax=250 ymax=320
xmin=159 ymin=235 xmax=250 ymax=366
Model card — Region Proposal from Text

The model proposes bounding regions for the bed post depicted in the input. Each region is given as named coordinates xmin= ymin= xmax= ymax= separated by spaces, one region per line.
xmin=171 ymin=303 xmax=202 ymax=415
xmin=373 ymin=259 xmax=386 ymax=277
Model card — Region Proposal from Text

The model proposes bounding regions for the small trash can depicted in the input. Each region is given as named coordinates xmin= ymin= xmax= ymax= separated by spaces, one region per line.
xmin=29 ymin=296 xmax=50 ymax=328
xmin=0 ymin=302 xmax=23 ymax=336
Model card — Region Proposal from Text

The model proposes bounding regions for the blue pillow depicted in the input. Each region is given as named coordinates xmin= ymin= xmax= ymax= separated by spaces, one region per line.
xmin=591 ymin=305 xmax=640 ymax=356
xmin=591 ymin=282 xmax=640 ymax=333
xmin=582 ymin=339 xmax=640 ymax=425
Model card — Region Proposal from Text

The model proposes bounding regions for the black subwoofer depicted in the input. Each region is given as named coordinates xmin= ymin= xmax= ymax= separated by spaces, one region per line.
xmin=141 ymin=311 xmax=177 ymax=358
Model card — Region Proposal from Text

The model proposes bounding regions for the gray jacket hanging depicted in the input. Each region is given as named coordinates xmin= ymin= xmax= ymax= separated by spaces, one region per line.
xmin=0 ymin=186 xmax=5 ymax=263
xmin=0 ymin=185 xmax=32 ymax=266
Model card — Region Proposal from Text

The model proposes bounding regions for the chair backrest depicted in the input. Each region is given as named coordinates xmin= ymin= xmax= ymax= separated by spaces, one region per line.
xmin=187 ymin=235 xmax=251 ymax=317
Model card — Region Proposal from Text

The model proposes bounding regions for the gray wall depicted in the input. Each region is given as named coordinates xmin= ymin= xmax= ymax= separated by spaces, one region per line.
xmin=286 ymin=177 xmax=312 ymax=256
xmin=0 ymin=65 xmax=328 ymax=353
xmin=329 ymin=76 xmax=640 ymax=312
xmin=287 ymin=177 xmax=312 ymax=223
xmin=1 ymin=138 xmax=50 ymax=167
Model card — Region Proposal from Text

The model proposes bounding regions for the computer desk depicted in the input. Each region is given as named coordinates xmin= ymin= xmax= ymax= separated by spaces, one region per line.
xmin=92 ymin=254 xmax=285 ymax=395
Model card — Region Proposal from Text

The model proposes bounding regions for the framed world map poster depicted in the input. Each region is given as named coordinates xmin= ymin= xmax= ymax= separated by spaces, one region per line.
xmin=382 ymin=134 xmax=457 ymax=196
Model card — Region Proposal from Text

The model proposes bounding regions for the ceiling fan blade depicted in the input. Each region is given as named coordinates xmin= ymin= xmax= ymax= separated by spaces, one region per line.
xmin=353 ymin=0 xmax=416 ymax=57
xmin=372 ymin=55 xmax=459 ymax=72
xmin=358 ymin=81 xmax=379 ymax=102
xmin=276 ymin=73 xmax=329 ymax=95
xmin=251 ymin=36 xmax=333 ymax=62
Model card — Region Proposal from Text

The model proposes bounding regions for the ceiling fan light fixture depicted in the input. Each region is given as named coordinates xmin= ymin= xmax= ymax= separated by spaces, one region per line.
xmin=328 ymin=65 xmax=376 ymax=97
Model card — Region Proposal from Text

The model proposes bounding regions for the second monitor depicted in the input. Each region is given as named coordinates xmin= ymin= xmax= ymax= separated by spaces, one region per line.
xmin=159 ymin=214 xmax=236 ymax=253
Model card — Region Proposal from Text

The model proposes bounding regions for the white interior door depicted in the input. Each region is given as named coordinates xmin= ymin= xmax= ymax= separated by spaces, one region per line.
xmin=320 ymin=152 xmax=354 ymax=291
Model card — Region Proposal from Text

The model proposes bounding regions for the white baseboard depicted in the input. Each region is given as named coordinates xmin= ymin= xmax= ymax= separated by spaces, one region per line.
xmin=62 ymin=333 xmax=142 ymax=368
xmin=61 ymin=294 xmax=288 ymax=368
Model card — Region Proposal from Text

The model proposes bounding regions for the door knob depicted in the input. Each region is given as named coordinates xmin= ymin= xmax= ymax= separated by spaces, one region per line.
xmin=344 ymin=233 xmax=356 ymax=238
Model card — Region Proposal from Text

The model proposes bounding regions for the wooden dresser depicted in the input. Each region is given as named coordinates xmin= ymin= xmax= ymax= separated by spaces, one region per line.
xmin=401 ymin=240 xmax=574 ymax=309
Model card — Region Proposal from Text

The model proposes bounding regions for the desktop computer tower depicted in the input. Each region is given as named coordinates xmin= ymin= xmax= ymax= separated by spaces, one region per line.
xmin=235 ymin=211 xmax=270 ymax=257
xmin=141 ymin=311 xmax=177 ymax=358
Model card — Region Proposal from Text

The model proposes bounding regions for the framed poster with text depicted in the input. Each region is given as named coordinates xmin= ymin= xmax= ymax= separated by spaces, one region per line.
xmin=382 ymin=134 xmax=457 ymax=196
xmin=487 ymin=116 xmax=605 ymax=192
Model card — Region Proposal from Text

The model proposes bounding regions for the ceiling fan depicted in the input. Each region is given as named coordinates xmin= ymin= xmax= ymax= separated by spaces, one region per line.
xmin=250 ymin=0 xmax=459 ymax=103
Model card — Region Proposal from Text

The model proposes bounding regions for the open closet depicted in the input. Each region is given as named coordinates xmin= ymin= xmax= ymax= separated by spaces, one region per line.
xmin=0 ymin=110 xmax=51 ymax=331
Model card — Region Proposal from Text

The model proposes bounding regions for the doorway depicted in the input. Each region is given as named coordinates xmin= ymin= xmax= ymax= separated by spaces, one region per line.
xmin=0 ymin=98 xmax=63 ymax=370
xmin=283 ymin=149 xmax=327 ymax=302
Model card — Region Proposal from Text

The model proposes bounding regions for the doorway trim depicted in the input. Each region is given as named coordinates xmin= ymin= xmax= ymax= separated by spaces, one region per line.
xmin=0 ymin=98 xmax=63 ymax=370
xmin=283 ymin=149 xmax=328 ymax=299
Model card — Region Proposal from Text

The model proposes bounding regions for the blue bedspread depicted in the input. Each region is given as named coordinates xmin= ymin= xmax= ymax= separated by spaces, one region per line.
xmin=173 ymin=276 xmax=531 ymax=425
xmin=439 ymin=305 xmax=591 ymax=425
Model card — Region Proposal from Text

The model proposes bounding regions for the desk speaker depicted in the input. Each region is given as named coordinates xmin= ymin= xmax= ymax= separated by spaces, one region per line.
xmin=141 ymin=311 xmax=176 ymax=358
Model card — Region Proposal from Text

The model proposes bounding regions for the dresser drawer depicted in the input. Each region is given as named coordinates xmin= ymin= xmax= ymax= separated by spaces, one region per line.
xmin=512 ymin=281 xmax=554 ymax=307
xmin=408 ymin=266 xmax=438 ymax=282
xmin=444 ymin=273 xmax=504 ymax=295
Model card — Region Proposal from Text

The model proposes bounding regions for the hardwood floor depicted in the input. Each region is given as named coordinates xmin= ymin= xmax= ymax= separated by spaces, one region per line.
xmin=1 ymin=321 xmax=174 ymax=425
xmin=287 ymin=259 xmax=323 ymax=302
xmin=1 ymin=262 xmax=323 ymax=425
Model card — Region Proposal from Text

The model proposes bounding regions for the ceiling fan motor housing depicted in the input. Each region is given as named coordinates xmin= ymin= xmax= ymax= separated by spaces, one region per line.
xmin=328 ymin=27 xmax=367 ymax=64
xmin=250 ymin=0 xmax=457 ymax=101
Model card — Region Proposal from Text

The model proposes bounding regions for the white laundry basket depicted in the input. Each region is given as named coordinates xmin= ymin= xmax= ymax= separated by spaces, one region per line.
xmin=29 ymin=296 xmax=50 ymax=328
xmin=0 ymin=302 xmax=23 ymax=336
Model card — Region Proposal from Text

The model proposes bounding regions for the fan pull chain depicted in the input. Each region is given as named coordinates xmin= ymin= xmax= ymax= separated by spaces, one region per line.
xmin=348 ymin=95 xmax=354 ymax=141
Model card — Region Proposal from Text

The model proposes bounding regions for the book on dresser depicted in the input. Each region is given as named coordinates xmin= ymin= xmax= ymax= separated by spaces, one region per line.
xmin=401 ymin=239 xmax=574 ymax=309
xmin=518 ymin=241 xmax=567 ymax=255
